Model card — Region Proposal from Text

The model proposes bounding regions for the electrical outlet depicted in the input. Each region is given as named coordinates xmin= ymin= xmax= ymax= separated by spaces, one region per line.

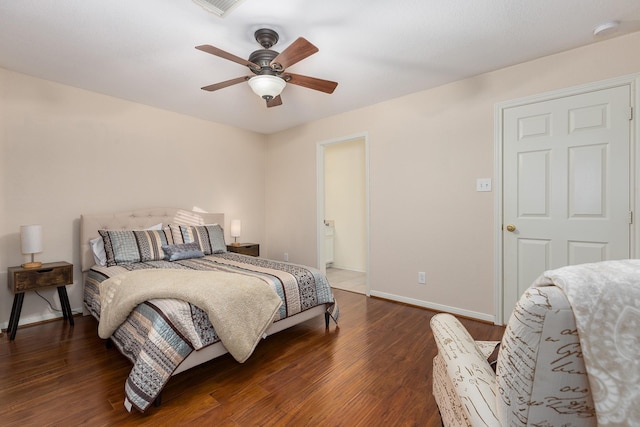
xmin=418 ymin=272 xmax=426 ymax=284
xmin=284 ymin=252 xmax=289 ymax=262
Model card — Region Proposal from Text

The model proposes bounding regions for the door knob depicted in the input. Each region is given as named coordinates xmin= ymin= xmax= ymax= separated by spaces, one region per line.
xmin=506 ymin=224 xmax=516 ymax=232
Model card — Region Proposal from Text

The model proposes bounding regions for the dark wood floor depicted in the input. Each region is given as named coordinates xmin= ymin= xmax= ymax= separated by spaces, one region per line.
xmin=0 ymin=289 xmax=504 ymax=426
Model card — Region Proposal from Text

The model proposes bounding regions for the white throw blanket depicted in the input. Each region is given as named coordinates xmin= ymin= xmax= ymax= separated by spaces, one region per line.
xmin=99 ymin=269 xmax=283 ymax=363
xmin=533 ymin=260 xmax=640 ymax=427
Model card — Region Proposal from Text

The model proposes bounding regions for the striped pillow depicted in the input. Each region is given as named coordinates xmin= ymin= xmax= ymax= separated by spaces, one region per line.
xmin=170 ymin=224 xmax=226 ymax=255
xmin=99 ymin=229 xmax=173 ymax=266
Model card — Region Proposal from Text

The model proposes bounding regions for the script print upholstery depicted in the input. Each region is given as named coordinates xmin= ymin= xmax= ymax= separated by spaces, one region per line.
xmin=496 ymin=286 xmax=595 ymax=426
xmin=431 ymin=285 xmax=596 ymax=426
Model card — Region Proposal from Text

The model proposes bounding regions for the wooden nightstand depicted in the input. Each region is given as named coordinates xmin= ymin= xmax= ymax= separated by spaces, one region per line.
xmin=226 ymin=243 xmax=260 ymax=257
xmin=7 ymin=261 xmax=74 ymax=340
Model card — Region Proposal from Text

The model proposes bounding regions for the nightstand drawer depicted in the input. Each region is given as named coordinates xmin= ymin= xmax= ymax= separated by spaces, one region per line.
xmin=226 ymin=243 xmax=260 ymax=257
xmin=9 ymin=262 xmax=73 ymax=293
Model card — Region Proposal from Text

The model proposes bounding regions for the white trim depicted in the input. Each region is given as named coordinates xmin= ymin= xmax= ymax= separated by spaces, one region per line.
xmin=497 ymin=73 xmax=639 ymax=109
xmin=493 ymin=99 xmax=504 ymax=325
xmin=494 ymin=72 xmax=639 ymax=325
xmin=330 ymin=264 xmax=366 ymax=273
xmin=370 ymin=290 xmax=495 ymax=323
xmin=633 ymin=76 xmax=640 ymax=260
xmin=316 ymin=144 xmax=325 ymax=271
xmin=317 ymin=132 xmax=371 ymax=296
xmin=0 ymin=306 xmax=83 ymax=330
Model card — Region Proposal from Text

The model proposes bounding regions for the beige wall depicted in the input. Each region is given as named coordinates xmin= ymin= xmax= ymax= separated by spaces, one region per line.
xmin=265 ymin=32 xmax=640 ymax=320
xmin=0 ymin=68 xmax=266 ymax=328
xmin=2 ymin=32 xmax=639 ymax=329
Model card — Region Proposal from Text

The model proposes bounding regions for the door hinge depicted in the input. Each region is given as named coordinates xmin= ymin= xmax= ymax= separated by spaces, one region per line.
xmin=629 ymin=211 xmax=633 ymax=224
xmin=628 ymin=107 xmax=633 ymax=120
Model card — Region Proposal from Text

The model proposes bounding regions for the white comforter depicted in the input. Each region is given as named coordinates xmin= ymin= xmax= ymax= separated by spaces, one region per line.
xmin=533 ymin=259 xmax=640 ymax=427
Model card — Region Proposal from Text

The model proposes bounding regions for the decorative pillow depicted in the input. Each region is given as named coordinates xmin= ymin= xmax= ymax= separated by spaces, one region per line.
xmin=162 ymin=242 xmax=205 ymax=261
xmin=170 ymin=224 xmax=226 ymax=255
xmin=99 ymin=228 xmax=173 ymax=266
xmin=90 ymin=236 xmax=107 ymax=266
xmin=90 ymin=223 xmax=162 ymax=266
xmin=168 ymin=223 xmax=185 ymax=244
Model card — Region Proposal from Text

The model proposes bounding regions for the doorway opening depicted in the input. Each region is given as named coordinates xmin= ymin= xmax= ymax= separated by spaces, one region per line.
xmin=317 ymin=133 xmax=370 ymax=295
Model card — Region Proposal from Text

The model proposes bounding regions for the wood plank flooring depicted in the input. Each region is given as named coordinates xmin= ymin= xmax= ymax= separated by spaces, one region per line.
xmin=0 ymin=290 xmax=504 ymax=426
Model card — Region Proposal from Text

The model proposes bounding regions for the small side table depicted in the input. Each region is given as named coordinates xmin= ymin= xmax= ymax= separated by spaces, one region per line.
xmin=7 ymin=261 xmax=74 ymax=340
xmin=226 ymin=243 xmax=260 ymax=257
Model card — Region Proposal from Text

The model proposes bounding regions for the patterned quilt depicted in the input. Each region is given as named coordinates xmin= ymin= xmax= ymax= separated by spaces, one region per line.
xmin=84 ymin=253 xmax=338 ymax=412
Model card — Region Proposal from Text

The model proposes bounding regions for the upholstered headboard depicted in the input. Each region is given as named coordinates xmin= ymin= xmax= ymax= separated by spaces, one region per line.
xmin=80 ymin=207 xmax=224 ymax=272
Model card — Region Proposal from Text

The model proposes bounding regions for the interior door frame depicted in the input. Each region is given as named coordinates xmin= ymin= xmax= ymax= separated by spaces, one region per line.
xmin=494 ymin=73 xmax=640 ymax=324
xmin=316 ymin=132 xmax=370 ymax=296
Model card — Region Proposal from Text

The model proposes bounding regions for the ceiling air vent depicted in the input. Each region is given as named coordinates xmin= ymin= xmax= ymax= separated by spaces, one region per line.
xmin=192 ymin=0 xmax=245 ymax=17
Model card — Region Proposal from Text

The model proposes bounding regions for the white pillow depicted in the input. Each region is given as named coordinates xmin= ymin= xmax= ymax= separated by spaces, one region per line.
xmin=90 ymin=223 xmax=163 ymax=266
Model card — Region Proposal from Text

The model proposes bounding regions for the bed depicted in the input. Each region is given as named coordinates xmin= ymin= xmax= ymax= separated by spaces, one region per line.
xmin=80 ymin=207 xmax=338 ymax=412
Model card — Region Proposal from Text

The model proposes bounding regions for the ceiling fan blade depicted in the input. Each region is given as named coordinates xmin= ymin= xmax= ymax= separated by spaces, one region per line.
xmin=201 ymin=76 xmax=249 ymax=92
xmin=266 ymin=95 xmax=283 ymax=108
xmin=270 ymin=37 xmax=318 ymax=70
xmin=196 ymin=45 xmax=259 ymax=69
xmin=284 ymin=73 xmax=338 ymax=94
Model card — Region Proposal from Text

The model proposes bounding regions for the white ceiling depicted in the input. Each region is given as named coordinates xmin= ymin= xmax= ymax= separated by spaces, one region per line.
xmin=1 ymin=1 xmax=639 ymax=134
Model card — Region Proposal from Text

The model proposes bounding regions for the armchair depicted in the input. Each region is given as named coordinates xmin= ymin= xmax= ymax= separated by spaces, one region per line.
xmin=431 ymin=285 xmax=596 ymax=426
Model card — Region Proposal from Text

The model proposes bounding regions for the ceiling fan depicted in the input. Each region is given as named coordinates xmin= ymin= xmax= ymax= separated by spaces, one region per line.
xmin=196 ymin=28 xmax=338 ymax=107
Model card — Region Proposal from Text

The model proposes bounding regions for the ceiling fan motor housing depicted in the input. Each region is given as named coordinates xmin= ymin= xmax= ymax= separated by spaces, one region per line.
xmin=248 ymin=49 xmax=280 ymax=76
xmin=254 ymin=28 xmax=279 ymax=49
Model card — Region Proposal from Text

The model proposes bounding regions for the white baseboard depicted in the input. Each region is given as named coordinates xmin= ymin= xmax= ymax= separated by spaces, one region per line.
xmin=329 ymin=264 xmax=366 ymax=273
xmin=369 ymin=290 xmax=495 ymax=323
xmin=0 ymin=306 xmax=82 ymax=330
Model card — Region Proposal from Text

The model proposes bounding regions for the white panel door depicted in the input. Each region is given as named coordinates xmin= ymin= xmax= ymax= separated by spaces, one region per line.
xmin=502 ymin=85 xmax=631 ymax=317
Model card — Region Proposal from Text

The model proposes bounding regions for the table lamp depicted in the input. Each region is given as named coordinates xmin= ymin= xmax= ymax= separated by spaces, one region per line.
xmin=230 ymin=219 xmax=241 ymax=246
xmin=20 ymin=224 xmax=43 ymax=268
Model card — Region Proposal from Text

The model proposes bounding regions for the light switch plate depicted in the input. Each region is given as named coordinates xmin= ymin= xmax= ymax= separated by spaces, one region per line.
xmin=476 ymin=178 xmax=492 ymax=192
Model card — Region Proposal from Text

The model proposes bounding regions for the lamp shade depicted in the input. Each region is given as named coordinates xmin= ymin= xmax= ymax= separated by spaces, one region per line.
xmin=247 ymin=75 xmax=286 ymax=99
xmin=230 ymin=220 xmax=241 ymax=238
xmin=20 ymin=225 xmax=43 ymax=254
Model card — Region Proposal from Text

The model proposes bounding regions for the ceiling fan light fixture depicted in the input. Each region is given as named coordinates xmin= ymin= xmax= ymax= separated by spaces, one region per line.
xmin=192 ymin=0 xmax=245 ymax=17
xmin=247 ymin=75 xmax=286 ymax=100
